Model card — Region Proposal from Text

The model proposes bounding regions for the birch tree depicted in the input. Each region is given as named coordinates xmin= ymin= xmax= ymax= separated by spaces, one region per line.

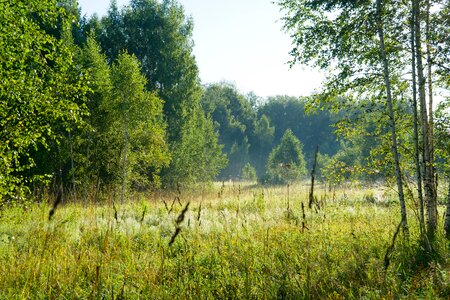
xmin=279 ymin=0 xmax=409 ymax=231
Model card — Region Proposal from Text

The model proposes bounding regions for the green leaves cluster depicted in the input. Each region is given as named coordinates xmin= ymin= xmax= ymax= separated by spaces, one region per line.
xmin=0 ymin=0 xmax=226 ymax=201
xmin=0 ymin=0 xmax=88 ymax=200
xmin=88 ymin=0 xmax=224 ymax=187
xmin=278 ymin=0 xmax=450 ymax=238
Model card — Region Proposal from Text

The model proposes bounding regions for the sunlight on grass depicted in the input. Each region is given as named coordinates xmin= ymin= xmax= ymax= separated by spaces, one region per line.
xmin=0 ymin=182 xmax=449 ymax=299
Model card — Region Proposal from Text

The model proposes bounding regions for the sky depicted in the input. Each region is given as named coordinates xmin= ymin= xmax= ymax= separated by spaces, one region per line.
xmin=77 ymin=0 xmax=323 ymax=98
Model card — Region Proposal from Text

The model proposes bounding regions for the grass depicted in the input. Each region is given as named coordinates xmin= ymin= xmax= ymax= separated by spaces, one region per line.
xmin=0 ymin=181 xmax=449 ymax=299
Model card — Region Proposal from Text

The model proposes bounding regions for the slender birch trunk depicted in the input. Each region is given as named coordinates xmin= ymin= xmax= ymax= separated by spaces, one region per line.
xmin=121 ymin=138 xmax=128 ymax=205
xmin=426 ymin=0 xmax=436 ymax=197
xmin=376 ymin=0 xmax=408 ymax=232
xmin=84 ymin=131 xmax=91 ymax=205
xmin=445 ymin=178 xmax=450 ymax=239
xmin=410 ymin=5 xmax=425 ymax=233
xmin=414 ymin=0 xmax=437 ymax=238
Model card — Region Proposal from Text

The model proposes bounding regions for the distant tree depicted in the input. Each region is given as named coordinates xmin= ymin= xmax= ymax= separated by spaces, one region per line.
xmin=266 ymin=129 xmax=307 ymax=184
xmin=201 ymin=82 xmax=256 ymax=178
xmin=252 ymin=114 xmax=275 ymax=176
xmin=241 ymin=162 xmax=257 ymax=182
xmin=167 ymin=107 xmax=227 ymax=186
xmin=258 ymin=96 xmax=339 ymax=165
xmin=316 ymin=152 xmax=332 ymax=181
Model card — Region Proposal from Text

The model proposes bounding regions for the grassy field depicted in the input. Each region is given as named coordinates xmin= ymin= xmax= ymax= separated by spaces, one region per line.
xmin=0 ymin=182 xmax=449 ymax=299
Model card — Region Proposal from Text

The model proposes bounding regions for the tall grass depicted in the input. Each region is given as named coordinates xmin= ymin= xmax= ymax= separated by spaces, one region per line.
xmin=0 ymin=182 xmax=449 ymax=299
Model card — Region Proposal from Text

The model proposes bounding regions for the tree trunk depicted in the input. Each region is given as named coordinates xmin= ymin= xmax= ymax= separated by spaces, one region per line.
xmin=444 ymin=178 xmax=450 ymax=239
xmin=426 ymin=0 xmax=437 ymax=197
xmin=426 ymin=0 xmax=434 ymax=163
xmin=414 ymin=0 xmax=437 ymax=238
xmin=121 ymin=141 xmax=128 ymax=205
xmin=69 ymin=131 xmax=76 ymax=201
xmin=121 ymin=126 xmax=129 ymax=204
xmin=309 ymin=145 xmax=319 ymax=209
xmin=376 ymin=0 xmax=408 ymax=232
xmin=410 ymin=4 xmax=425 ymax=233
xmin=84 ymin=131 xmax=91 ymax=205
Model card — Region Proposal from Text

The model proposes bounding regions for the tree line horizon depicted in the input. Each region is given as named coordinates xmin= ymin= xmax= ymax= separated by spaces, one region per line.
xmin=1 ymin=0 xmax=450 ymax=242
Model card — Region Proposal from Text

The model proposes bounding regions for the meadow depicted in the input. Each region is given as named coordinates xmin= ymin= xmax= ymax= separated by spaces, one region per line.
xmin=0 ymin=182 xmax=449 ymax=299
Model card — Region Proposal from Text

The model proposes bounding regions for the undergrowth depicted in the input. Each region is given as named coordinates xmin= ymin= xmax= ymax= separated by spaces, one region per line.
xmin=0 ymin=182 xmax=449 ymax=299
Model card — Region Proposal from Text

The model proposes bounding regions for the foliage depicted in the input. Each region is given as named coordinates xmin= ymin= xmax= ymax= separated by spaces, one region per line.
xmin=107 ymin=52 xmax=170 ymax=192
xmin=241 ymin=162 xmax=257 ymax=182
xmin=251 ymin=114 xmax=275 ymax=176
xmin=166 ymin=106 xmax=228 ymax=186
xmin=266 ymin=129 xmax=307 ymax=184
xmin=78 ymin=37 xmax=114 ymax=187
xmin=91 ymin=0 xmax=200 ymax=140
xmin=258 ymin=96 xmax=340 ymax=165
xmin=201 ymin=85 xmax=339 ymax=179
xmin=86 ymin=0 xmax=226 ymax=186
xmin=0 ymin=0 xmax=88 ymax=201
xmin=434 ymin=99 xmax=450 ymax=175
xmin=201 ymin=82 xmax=257 ymax=178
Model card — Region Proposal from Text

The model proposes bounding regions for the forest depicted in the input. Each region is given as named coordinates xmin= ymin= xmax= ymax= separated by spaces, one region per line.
xmin=0 ymin=0 xmax=450 ymax=298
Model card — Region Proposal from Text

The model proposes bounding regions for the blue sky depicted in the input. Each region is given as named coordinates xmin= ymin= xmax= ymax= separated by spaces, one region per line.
xmin=77 ymin=0 xmax=323 ymax=98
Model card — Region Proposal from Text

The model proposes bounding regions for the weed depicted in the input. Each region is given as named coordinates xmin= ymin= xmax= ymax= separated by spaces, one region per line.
xmin=0 ymin=182 xmax=448 ymax=299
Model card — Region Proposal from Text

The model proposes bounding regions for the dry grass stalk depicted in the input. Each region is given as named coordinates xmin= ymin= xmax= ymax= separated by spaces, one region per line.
xmin=112 ymin=199 xmax=119 ymax=223
xmin=140 ymin=206 xmax=147 ymax=224
xmin=301 ymin=202 xmax=309 ymax=232
xmin=48 ymin=186 xmax=63 ymax=221
xmin=196 ymin=202 xmax=202 ymax=223
xmin=168 ymin=201 xmax=190 ymax=246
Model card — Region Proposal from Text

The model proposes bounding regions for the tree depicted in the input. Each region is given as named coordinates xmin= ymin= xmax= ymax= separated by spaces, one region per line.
xmin=108 ymin=52 xmax=170 ymax=201
xmin=88 ymin=0 xmax=225 ymax=186
xmin=78 ymin=36 xmax=114 ymax=199
xmin=91 ymin=0 xmax=200 ymax=140
xmin=266 ymin=129 xmax=307 ymax=184
xmin=278 ymin=0 xmax=416 ymax=232
xmin=242 ymin=162 xmax=257 ymax=182
xmin=279 ymin=0 xmax=444 ymax=240
xmin=253 ymin=114 xmax=275 ymax=176
xmin=167 ymin=106 xmax=227 ymax=186
xmin=201 ymin=82 xmax=257 ymax=179
xmin=376 ymin=0 xmax=408 ymax=232
xmin=413 ymin=0 xmax=437 ymax=239
xmin=258 ymin=96 xmax=339 ymax=165
xmin=0 ymin=0 xmax=88 ymax=201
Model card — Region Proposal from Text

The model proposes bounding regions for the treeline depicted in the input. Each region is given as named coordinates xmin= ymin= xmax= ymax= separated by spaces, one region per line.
xmin=2 ymin=0 xmax=450 ymax=208
xmin=1 ymin=0 xmax=225 ymax=202
xmin=0 ymin=0 xmax=340 ymax=202
xmin=201 ymin=83 xmax=340 ymax=182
